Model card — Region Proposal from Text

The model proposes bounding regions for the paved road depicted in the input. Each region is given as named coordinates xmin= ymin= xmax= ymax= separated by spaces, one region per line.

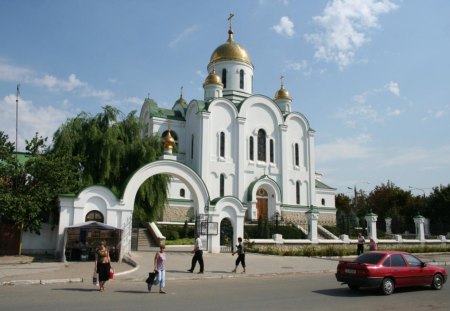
xmin=1 ymin=269 xmax=449 ymax=311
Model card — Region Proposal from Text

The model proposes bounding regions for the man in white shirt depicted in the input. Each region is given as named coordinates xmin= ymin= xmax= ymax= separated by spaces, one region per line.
xmin=187 ymin=233 xmax=204 ymax=274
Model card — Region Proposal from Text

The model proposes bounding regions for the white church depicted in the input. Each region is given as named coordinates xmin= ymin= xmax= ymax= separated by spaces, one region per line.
xmin=139 ymin=17 xmax=336 ymax=231
xmin=42 ymin=16 xmax=337 ymax=259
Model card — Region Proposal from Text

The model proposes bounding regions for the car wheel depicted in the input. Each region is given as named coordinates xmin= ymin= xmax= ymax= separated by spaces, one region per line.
xmin=431 ymin=274 xmax=443 ymax=290
xmin=380 ymin=277 xmax=394 ymax=295
xmin=348 ymin=284 xmax=360 ymax=290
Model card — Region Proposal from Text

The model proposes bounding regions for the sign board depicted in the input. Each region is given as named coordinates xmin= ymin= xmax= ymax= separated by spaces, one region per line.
xmin=200 ymin=222 xmax=218 ymax=235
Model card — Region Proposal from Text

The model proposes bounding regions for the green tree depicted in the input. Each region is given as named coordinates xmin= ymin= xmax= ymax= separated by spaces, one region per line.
xmin=0 ymin=132 xmax=82 ymax=254
xmin=424 ymin=184 xmax=450 ymax=235
xmin=51 ymin=106 xmax=169 ymax=224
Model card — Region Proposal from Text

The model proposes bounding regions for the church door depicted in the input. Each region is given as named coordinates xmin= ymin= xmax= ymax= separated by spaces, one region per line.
xmin=256 ymin=188 xmax=268 ymax=220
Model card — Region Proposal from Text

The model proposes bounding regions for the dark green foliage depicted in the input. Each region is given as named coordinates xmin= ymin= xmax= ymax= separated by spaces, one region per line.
xmin=0 ymin=132 xmax=82 ymax=235
xmin=244 ymin=222 xmax=307 ymax=239
xmin=159 ymin=224 xmax=195 ymax=240
xmin=51 ymin=106 xmax=169 ymax=223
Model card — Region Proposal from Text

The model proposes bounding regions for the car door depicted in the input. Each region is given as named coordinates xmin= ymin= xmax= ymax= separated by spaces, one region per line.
xmin=390 ymin=254 xmax=410 ymax=287
xmin=403 ymin=254 xmax=431 ymax=285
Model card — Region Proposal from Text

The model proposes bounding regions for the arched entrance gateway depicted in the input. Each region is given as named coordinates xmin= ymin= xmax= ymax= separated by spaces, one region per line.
xmin=57 ymin=159 xmax=247 ymax=260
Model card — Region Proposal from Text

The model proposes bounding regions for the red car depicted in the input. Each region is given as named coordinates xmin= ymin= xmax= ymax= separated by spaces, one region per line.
xmin=335 ymin=251 xmax=447 ymax=295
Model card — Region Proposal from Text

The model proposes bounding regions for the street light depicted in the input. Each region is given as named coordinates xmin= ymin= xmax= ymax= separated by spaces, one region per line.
xmin=408 ymin=186 xmax=425 ymax=198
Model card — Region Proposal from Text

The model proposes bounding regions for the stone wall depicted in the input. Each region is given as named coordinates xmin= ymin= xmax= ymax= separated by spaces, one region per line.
xmin=281 ymin=211 xmax=336 ymax=226
xmin=161 ymin=205 xmax=194 ymax=222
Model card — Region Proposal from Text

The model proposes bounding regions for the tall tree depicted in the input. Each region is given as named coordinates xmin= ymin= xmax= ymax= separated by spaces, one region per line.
xmin=0 ymin=132 xmax=82 ymax=254
xmin=51 ymin=106 xmax=168 ymax=224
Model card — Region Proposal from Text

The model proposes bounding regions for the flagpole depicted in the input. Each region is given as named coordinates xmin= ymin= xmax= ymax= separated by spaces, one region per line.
xmin=16 ymin=84 xmax=20 ymax=156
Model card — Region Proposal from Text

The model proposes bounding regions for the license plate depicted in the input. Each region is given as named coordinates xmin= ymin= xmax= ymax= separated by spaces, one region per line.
xmin=345 ymin=269 xmax=356 ymax=274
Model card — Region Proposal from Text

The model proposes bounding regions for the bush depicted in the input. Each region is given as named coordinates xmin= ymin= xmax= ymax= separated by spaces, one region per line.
xmin=159 ymin=224 xmax=194 ymax=240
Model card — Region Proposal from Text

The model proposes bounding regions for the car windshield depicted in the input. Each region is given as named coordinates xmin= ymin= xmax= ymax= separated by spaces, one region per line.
xmin=355 ymin=253 xmax=385 ymax=264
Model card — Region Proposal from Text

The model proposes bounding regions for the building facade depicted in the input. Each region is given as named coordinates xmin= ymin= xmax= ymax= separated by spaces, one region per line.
xmin=139 ymin=19 xmax=336 ymax=228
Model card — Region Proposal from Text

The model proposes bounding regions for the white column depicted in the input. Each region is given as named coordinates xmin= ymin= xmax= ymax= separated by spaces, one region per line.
xmin=306 ymin=130 xmax=316 ymax=207
xmin=279 ymin=125 xmax=288 ymax=204
xmin=306 ymin=208 xmax=319 ymax=243
xmin=413 ymin=214 xmax=426 ymax=242
xmin=237 ymin=117 xmax=246 ymax=200
xmin=365 ymin=212 xmax=378 ymax=239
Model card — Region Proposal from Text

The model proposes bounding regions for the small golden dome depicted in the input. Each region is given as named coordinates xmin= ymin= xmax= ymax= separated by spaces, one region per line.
xmin=163 ymin=130 xmax=176 ymax=151
xmin=175 ymin=95 xmax=186 ymax=106
xmin=274 ymin=78 xmax=292 ymax=100
xmin=209 ymin=29 xmax=252 ymax=66
xmin=203 ymin=67 xmax=223 ymax=86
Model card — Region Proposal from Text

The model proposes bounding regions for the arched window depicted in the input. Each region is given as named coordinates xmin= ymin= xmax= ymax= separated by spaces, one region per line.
xmin=180 ymin=188 xmax=185 ymax=198
xmin=219 ymin=132 xmax=225 ymax=157
xmin=321 ymin=198 xmax=325 ymax=206
xmin=270 ymin=139 xmax=274 ymax=163
xmin=220 ymin=174 xmax=225 ymax=197
xmin=239 ymin=69 xmax=244 ymax=89
xmin=85 ymin=211 xmax=104 ymax=223
xmin=249 ymin=136 xmax=254 ymax=160
xmin=257 ymin=129 xmax=266 ymax=161
xmin=222 ymin=68 xmax=227 ymax=88
xmin=295 ymin=143 xmax=299 ymax=166
xmin=296 ymin=181 xmax=300 ymax=205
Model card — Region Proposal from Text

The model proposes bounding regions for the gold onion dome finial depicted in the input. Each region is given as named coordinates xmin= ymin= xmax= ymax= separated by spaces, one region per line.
xmin=209 ymin=13 xmax=252 ymax=66
xmin=204 ymin=66 xmax=223 ymax=86
xmin=274 ymin=75 xmax=292 ymax=100
xmin=175 ymin=86 xmax=186 ymax=105
xmin=164 ymin=130 xmax=176 ymax=152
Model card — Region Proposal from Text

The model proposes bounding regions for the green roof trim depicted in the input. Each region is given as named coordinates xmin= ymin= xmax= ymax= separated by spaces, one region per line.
xmin=315 ymin=180 xmax=336 ymax=190
xmin=144 ymin=97 xmax=185 ymax=121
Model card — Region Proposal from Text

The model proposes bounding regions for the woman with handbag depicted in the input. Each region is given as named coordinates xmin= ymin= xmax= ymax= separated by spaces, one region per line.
xmin=154 ymin=244 xmax=167 ymax=294
xmin=94 ymin=241 xmax=111 ymax=292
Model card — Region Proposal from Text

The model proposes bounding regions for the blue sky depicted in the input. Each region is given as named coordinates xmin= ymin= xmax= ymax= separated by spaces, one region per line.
xmin=1 ymin=0 xmax=449 ymax=196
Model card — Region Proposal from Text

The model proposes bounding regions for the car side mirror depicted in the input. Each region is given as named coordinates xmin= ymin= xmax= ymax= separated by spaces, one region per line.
xmin=420 ymin=262 xmax=426 ymax=268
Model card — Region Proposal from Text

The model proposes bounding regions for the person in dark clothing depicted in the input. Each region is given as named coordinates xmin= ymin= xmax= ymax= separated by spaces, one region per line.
xmin=187 ymin=233 xmax=204 ymax=274
xmin=232 ymin=237 xmax=246 ymax=273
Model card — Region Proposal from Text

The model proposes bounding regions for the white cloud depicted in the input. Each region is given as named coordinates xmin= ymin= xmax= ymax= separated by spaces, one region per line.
xmin=273 ymin=16 xmax=295 ymax=37
xmin=316 ymin=134 xmax=373 ymax=163
xmin=169 ymin=25 xmax=200 ymax=48
xmin=0 ymin=94 xmax=71 ymax=150
xmin=386 ymin=107 xmax=401 ymax=116
xmin=305 ymin=0 xmax=398 ymax=69
xmin=0 ymin=60 xmax=33 ymax=82
xmin=386 ymin=81 xmax=400 ymax=96
xmin=32 ymin=73 xmax=85 ymax=91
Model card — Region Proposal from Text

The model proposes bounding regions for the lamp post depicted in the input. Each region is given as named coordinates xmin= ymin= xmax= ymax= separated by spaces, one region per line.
xmin=408 ymin=186 xmax=425 ymax=198
xmin=347 ymin=181 xmax=370 ymax=233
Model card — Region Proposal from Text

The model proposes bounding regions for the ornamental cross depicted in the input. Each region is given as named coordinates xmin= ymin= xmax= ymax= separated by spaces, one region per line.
xmin=228 ymin=13 xmax=234 ymax=30
xmin=280 ymin=75 xmax=284 ymax=86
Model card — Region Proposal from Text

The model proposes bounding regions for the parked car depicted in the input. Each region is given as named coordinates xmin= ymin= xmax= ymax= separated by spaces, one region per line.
xmin=335 ymin=251 xmax=447 ymax=295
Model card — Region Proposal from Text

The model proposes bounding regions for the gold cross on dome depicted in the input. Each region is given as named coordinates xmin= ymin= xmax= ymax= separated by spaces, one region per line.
xmin=228 ymin=13 xmax=234 ymax=30
xmin=280 ymin=75 xmax=284 ymax=86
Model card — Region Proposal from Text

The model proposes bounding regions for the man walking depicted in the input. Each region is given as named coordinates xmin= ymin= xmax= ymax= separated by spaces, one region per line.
xmin=188 ymin=233 xmax=204 ymax=274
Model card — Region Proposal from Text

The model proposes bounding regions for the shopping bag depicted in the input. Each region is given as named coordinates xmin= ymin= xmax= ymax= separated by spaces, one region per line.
xmin=93 ymin=272 xmax=99 ymax=287
xmin=145 ymin=272 xmax=156 ymax=284
xmin=152 ymin=271 xmax=159 ymax=285
xmin=109 ymin=267 xmax=114 ymax=280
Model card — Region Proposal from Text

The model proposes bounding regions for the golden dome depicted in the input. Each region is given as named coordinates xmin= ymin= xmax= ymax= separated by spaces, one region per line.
xmin=274 ymin=79 xmax=292 ymax=100
xmin=163 ymin=130 xmax=175 ymax=152
xmin=203 ymin=67 xmax=223 ymax=86
xmin=209 ymin=29 xmax=252 ymax=66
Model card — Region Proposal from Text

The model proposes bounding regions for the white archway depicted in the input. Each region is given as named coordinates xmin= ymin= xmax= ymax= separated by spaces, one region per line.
xmin=120 ymin=160 xmax=210 ymax=255
xmin=58 ymin=160 xmax=211 ymax=259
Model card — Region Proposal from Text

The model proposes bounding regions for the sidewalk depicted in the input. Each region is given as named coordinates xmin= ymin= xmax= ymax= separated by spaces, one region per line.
xmin=1 ymin=250 xmax=448 ymax=286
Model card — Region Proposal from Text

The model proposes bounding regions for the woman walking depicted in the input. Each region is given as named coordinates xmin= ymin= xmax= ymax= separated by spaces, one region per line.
xmin=154 ymin=244 xmax=167 ymax=294
xmin=94 ymin=241 xmax=111 ymax=292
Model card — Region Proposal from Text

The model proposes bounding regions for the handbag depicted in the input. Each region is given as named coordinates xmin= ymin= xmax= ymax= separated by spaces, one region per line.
xmin=109 ymin=267 xmax=114 ymax=280
xmin=93 ymin=272 xmax=99 ymax=287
